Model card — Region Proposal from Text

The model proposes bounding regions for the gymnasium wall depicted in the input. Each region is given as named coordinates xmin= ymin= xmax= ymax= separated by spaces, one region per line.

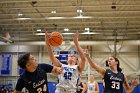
xmin=0 ymin=43 xmax=140 ymax=92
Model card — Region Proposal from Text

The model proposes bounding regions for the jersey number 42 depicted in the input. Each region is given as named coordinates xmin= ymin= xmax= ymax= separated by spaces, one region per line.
xmin=63 ymin=72 xmax=72 ymax=80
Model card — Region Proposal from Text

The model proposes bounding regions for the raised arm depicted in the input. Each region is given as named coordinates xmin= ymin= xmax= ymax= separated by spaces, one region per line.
xmin=123 ymin=76 xmax=139 ymax=93
xmin=73 ymin=32 xmax=86 ymax=73
xmin=84 ymin=49 xmax=106 ymax=76
xmin=45 ymin=32 xmax=62 ymax=67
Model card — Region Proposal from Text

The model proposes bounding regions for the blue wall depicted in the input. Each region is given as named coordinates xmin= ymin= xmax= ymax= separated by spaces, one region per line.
xmin=48 ymin=82 xmax=140 ymax=93
xmin=48 ymin=82 xmax=57 ymax=93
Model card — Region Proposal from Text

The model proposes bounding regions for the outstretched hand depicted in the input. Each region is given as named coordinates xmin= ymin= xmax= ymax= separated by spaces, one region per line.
xmin=84 ymin=48 xmax=90 ymax=57
xmin=132 ymin=79 xmax=139 ymax=87
xmin=73 ymin=32 xmax=79 ymax=44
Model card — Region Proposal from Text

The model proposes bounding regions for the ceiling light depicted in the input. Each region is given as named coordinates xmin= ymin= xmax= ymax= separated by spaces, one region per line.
xmin=37 ymin=29 xmax=41 ymax=32
xmin=34 ymin=32 xmax=100 ymax=36
xmin=17 ymin=9 xmax=23 ymax=17
xmin=73 ymin=16 xmax=92 ymax=19
xmin=64 ymin=28 xmax=69 ymax=31
xmin=44 ymin=16 xmax=93 ymax=19
xmin=16 ymin=18 xmax=31 ymax=20
xmin=34 ymin=32 xmax=75 ymax=35
xmin=62 ymin=33 xmax=74 ymax=35
xmin=85 ymin=28 xmax=90 ymax=31
xmin=46 ymin=17 xmax=64 ymax=19
xmin=17 ymin=13 xmax=23 ymax=16
xmin=51 ymin=10 xmax=56 ymax=13
xmin=81 ymin=32 xmax=99 ymax=34
xmin=77 ymin=9 xmax=83 ymax=13
xmin=34 ymin=33 xmax=45 ymax=35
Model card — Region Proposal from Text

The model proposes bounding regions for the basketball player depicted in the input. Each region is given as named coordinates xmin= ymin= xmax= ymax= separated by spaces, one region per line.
xmin=77 ymin=75 xmax=87 ymax=93
xmin=87 ymin=74 xmax=99 ymax=93
xmin=14 ymin=53 xmax=63 ymax=93
xmin=45 ymin=32 xmax=86 ymax=93
xmin=84 ymin=49 xmax=139 ymax=93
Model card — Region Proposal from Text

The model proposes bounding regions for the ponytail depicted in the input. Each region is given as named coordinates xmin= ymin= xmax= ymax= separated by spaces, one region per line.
xmin=112 ymin=56 xmax=122 ymax=72
xmin=117 ymin=63 xmax=122 ymax=72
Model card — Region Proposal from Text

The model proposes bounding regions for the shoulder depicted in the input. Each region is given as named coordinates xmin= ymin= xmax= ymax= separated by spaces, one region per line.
xmin=17 ymin=75 xmax=25 ymax=83
xmin=106 ymin=68 xmax=111 ymax=72
xmin=118 ymin=71 xmax=125 ymax=77
xmin=38 ymin=63 xmax=53 ymax=71
xmin=20 ymin=71 xmax=26 ymax=78
xmin=104 ymin=68 xmax=111 ymax=75
xmin=38 ymin=63 xmax=53 ymax=68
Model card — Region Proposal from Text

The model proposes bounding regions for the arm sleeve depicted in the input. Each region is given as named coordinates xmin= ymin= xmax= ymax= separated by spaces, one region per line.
xmin=15 ymin=77 xmax=25 ymax=91
xmin=39 ymin=63 xmax=53 ymax=73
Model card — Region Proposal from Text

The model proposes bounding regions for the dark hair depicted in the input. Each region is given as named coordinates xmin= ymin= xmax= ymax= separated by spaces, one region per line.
xmin=111 ymin=56 xmax=122 ymax=72
xmin=18 ymin=53 xmax=30 ymax=69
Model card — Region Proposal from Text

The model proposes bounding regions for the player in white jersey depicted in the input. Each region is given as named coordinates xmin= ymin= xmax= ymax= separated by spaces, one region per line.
xmin=45 ymin=32 xmax=86 ymax=93
xmin=87 ymin=74 xmax=99 ymax=93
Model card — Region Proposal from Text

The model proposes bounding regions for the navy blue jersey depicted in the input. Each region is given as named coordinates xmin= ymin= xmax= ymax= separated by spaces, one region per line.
xmin=16 ymin=64 xmax=53 ymax=93
xmin=77 ymin=82 xmax=83 ymax=93
xmin=104 ymin=69 xmax=124 ymax=93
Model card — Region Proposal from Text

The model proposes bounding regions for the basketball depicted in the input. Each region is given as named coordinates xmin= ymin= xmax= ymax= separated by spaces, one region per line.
xmin=49 ymin=31 xmax=63 ymax=47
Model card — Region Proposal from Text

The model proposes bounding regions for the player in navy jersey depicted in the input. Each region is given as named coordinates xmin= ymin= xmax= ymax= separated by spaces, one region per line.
xmin=45 ymin=32 xmax=86 ymax=93
xmin=76 ymin=75 xmax=87 ymax=93
xmin=14 ymin=53 xmax=63 ymax=93
xmin=84 ymin=49 xmax=139 ymax=93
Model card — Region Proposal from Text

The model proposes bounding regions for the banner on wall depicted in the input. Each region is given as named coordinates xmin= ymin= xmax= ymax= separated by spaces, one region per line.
xmin=52 ymin=50 xmax=76 ymax=64
xmin=0 ymin=54 xmax=12 ymax=76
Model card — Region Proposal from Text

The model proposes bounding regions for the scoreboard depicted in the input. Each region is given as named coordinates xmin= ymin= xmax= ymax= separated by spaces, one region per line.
xmin=53 ymin=50 xmax=76 ymax=64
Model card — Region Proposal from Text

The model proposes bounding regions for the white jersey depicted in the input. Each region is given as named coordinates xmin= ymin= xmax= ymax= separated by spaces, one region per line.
xmin=56 ymin=64 xmax=79 ymax=90
xmin=88 ymin=81 xmax=96 ymax=93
